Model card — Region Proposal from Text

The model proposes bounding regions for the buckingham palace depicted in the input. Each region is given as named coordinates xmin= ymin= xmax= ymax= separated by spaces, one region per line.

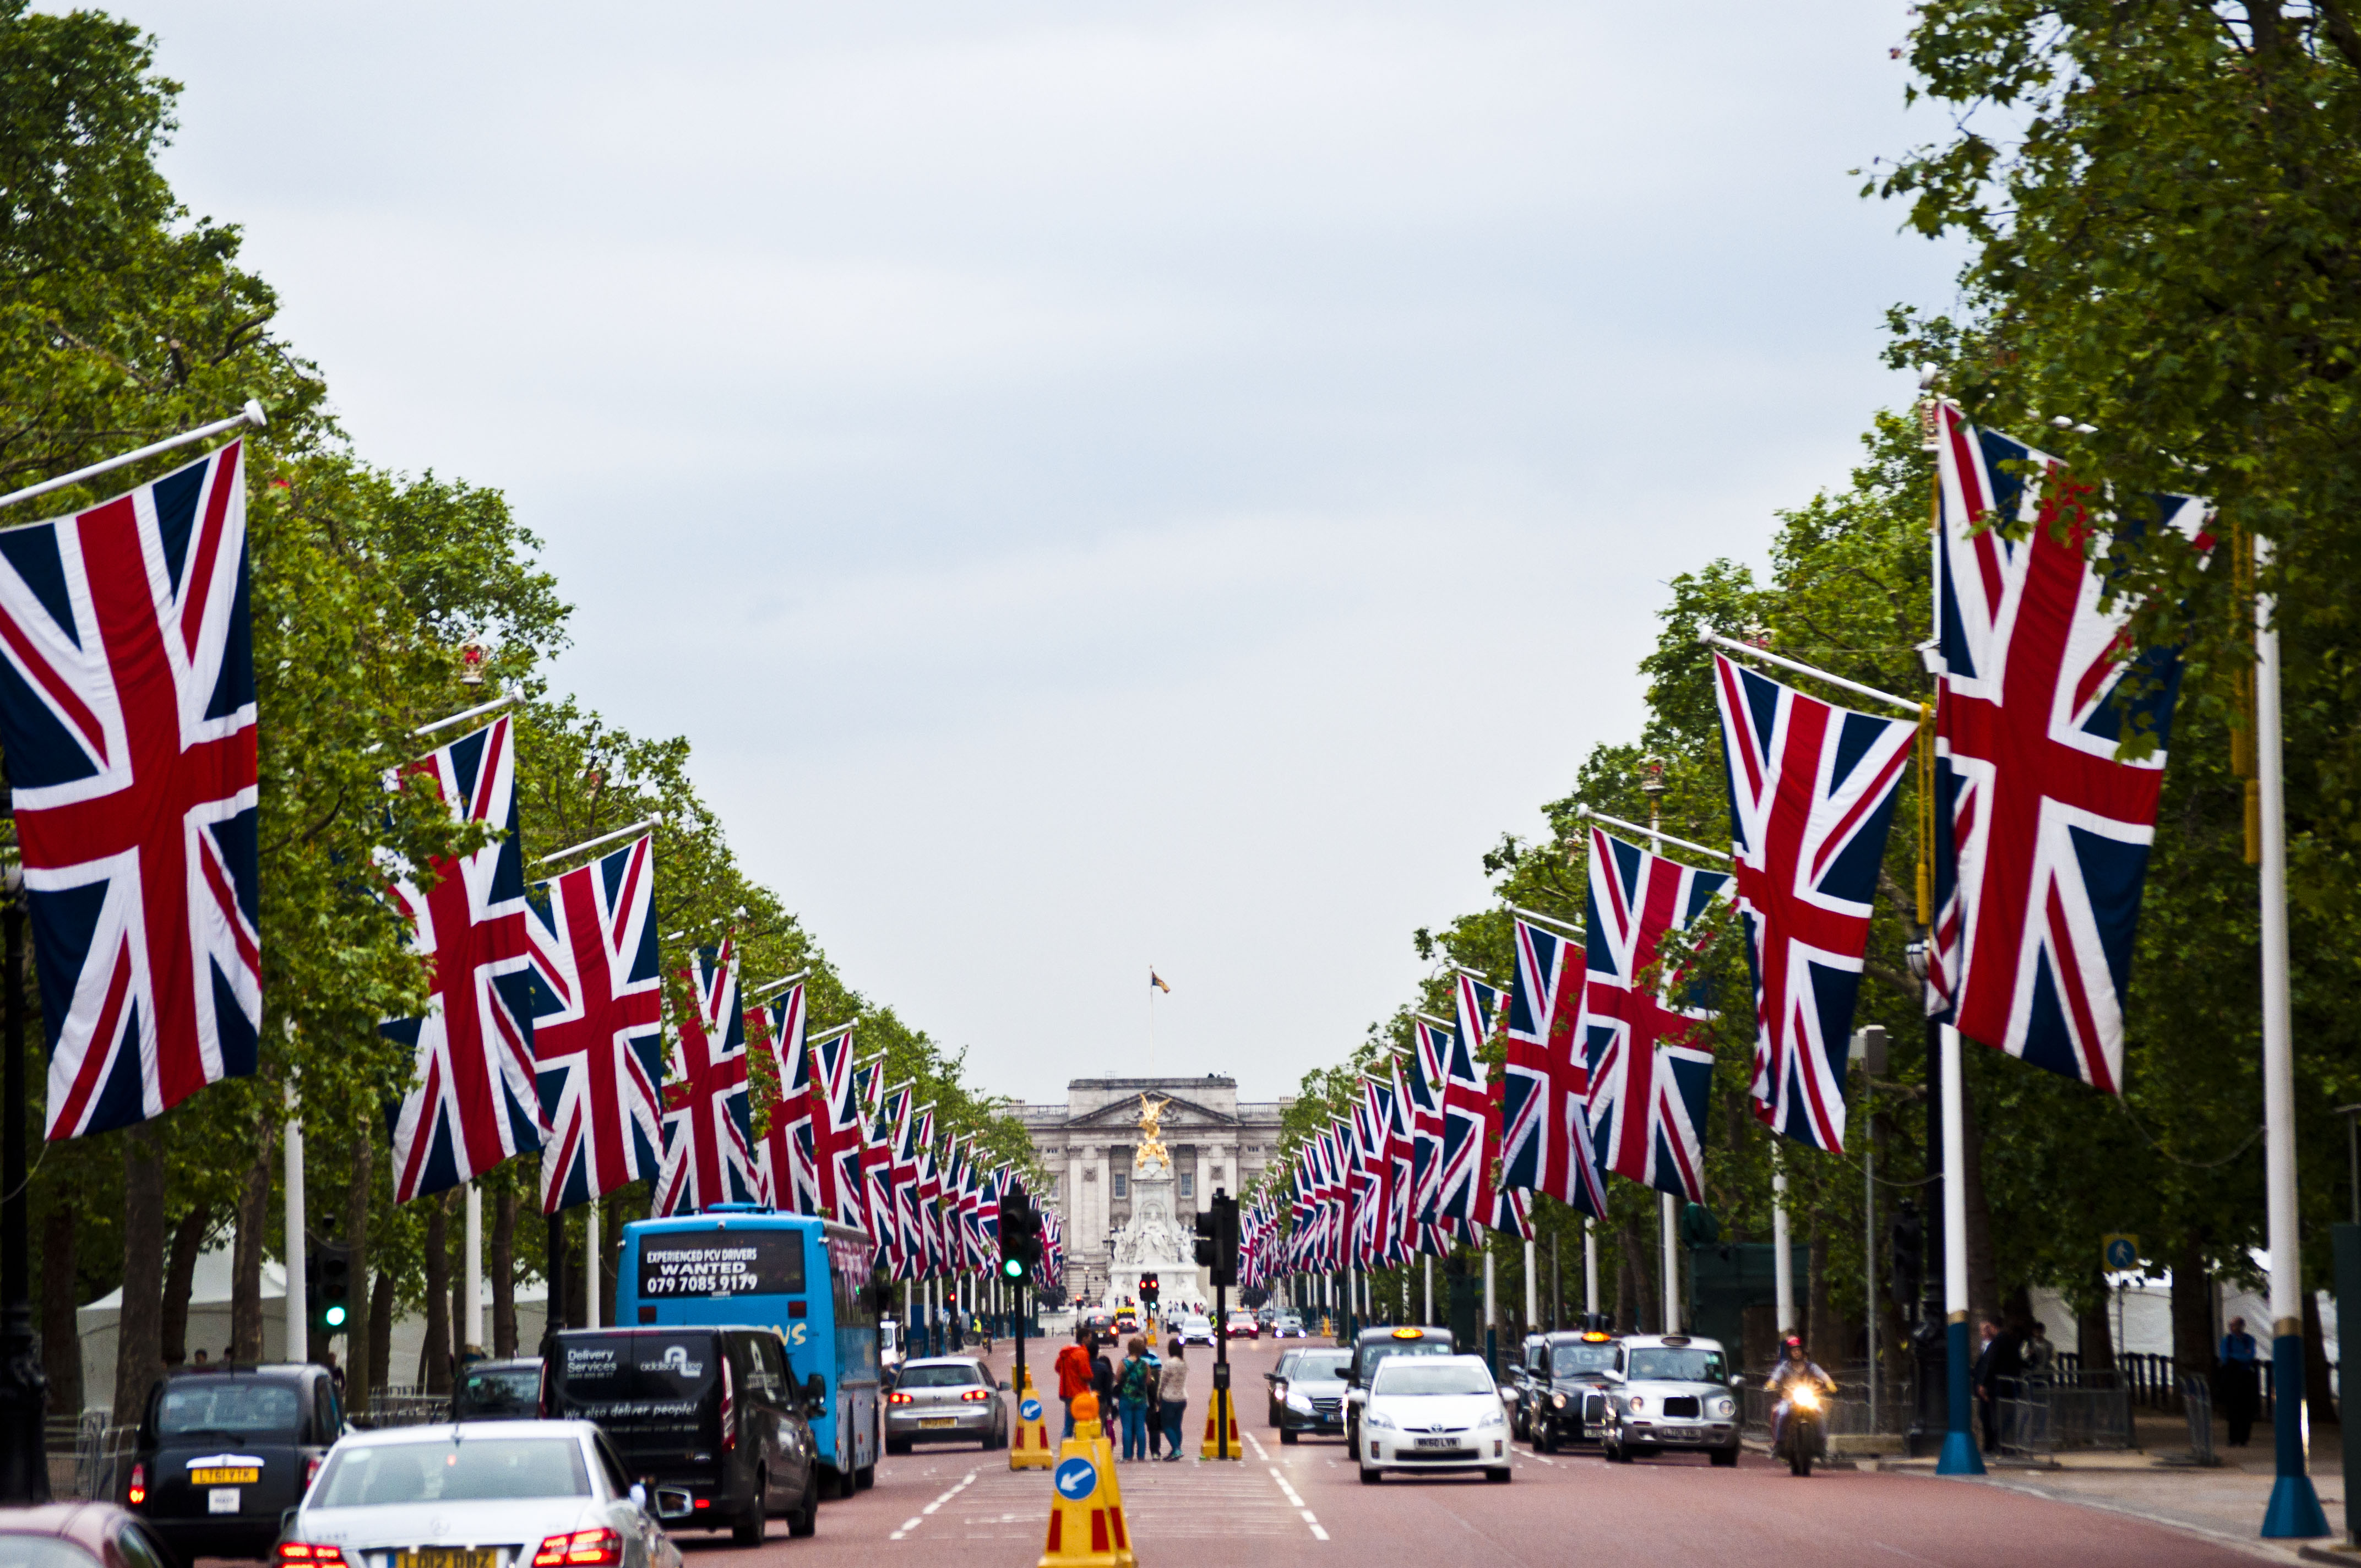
xmin=1016 ymin=1075 xmax=1291 ymax=1306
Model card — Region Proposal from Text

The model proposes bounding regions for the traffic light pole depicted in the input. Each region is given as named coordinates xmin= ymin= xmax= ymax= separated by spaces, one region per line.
xmin=1214 ymin=1276 xmax=1229 ymax=1461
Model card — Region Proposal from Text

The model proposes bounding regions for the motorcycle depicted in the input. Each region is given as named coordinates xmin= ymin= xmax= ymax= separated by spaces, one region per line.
xmin=1776 ymin=1382 xmax=1827 ymax=1477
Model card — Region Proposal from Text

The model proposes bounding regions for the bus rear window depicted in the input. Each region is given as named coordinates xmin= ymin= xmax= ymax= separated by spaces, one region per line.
xmin=638 ymin=1229 xmax=805 ymax=1298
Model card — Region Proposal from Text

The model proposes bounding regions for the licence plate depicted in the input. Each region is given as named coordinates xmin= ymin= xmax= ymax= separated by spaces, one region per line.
xmin=208 ymin=1490 xmax=240 ymax=1514
xmin=1413 ymin=1436 xmax=1459 ymax=1449
xmin=396 ymin=1550 xmax=498 ymax=1568
xmin=918 ymin=1417 xmax=957 ymax=1429
xmin=192 ymin=1468 xmax=258 ymax=1485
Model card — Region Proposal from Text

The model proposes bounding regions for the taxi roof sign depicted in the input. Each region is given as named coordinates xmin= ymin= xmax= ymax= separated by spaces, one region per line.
xmin=1390 ymin=1327 xmax=1425 ymax=1340
xmin=1581 ymin=1331 xmax=1611 ymax=1342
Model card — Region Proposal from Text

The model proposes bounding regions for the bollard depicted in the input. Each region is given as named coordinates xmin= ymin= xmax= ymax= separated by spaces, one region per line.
xmin=1011 ymin=1368 xmax=1054 ymax=1471
xmin=1038 ymin=1395 xmax=1134 ymax=1568
xmin=1198 ymin=1388 xmax=1242 ymax=1460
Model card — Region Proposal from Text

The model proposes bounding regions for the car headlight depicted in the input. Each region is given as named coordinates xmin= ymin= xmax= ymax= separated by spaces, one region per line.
xmin=1286 ymin=1392 xmax=1314 ymax=1412
xmin=1551 ymin=1392 xmax=1568 ymax=1409
xmin=1628 ymin=1396 xmax=1645 ymax=1413
xmin=1365 ymin=1410 xmax=1397 ymax=1430
xmin=1478 ymin=1406 xmax=1506 ymax=1427
xmin=1712 ymin=1397 xmax=1735 ymax=1418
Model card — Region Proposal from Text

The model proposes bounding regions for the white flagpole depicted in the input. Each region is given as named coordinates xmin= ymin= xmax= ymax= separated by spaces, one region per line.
xmin=464 ymin=1185 xmax=482 ymax=1354
xmin=284 ymin=1074 xmax=306 ymax=1360
xmin=1582 ymin=1219 xmax=1599 ymax=1319
xmin=1523 ymin=1237 xmax=1537 ymax=1335
xmin=1696 ymin=630 xmax=1924 ymax=716
xmin=0 ymin=400 xmax=266 ymax=512
xmin=587 ymin=1198 xmax=602 ymax=1329
xmin=1772 ymin=1150 xmax=1794 ymax=1333
xmin=1937 ymin=1022 xmax=1981 ymax=1474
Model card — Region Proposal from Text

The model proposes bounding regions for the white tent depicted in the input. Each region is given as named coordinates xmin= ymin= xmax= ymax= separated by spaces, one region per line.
xmin=78 ymin=1246 xmax=548 ymax=1412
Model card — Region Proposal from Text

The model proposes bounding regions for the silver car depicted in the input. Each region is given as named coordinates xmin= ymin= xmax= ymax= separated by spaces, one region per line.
xmin=278 ymin=1420 xmax=695 ymax=1568
xmin=884 ymin=1358 xmax=1008 ymax=1453
xmin=1602 ymin=1334 xmax=1742 ymax=1466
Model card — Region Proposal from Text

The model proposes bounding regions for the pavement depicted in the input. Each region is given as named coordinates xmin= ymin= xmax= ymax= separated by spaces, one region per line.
xmin=638 ymin=1331 xmax=2300 ymax=1568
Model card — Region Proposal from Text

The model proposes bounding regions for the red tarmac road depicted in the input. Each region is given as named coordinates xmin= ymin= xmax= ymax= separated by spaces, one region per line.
xmin=652 ymin=1332 xmax=2260 ymax=1568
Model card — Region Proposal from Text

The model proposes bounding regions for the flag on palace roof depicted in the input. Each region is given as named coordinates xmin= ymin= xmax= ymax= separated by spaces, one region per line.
xmin=0 ymin=442 xmax=261 ymax=1139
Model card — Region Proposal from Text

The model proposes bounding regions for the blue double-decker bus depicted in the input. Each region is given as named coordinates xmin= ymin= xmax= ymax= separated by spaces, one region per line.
xmin=617 ymin=1206 xmax=883 ymax=1496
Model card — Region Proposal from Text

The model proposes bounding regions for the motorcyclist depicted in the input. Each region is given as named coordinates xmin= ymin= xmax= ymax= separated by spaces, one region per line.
xmin=1765 ymin=1336 xmax=1835 ymax=1457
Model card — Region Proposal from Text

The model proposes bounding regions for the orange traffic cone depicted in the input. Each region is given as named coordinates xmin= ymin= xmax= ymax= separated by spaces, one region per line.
xmin=1038 ymin=1394 xmax=1135 ymax=1568
xmin=1198 ymin=1387 xmax=1241 ymax=1460
xmin=1011 ymin=1368 xmax=1054 ymax=1470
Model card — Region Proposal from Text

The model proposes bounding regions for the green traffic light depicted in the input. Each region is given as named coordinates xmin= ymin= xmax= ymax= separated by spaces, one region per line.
xmin=1000 ymin=1257 xmax=1025 ymax=1281
xmin=323 ymin=1304 xmax=348 ymax=1328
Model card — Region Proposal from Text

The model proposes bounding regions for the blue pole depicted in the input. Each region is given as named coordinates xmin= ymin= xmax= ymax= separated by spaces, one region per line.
xmin=1934 ymin=1024 xmax=1983 ymax=1476
xmin=2262 ymin=1331 xmax=2329 ymax=1537
xmin=1937 ymin=1317 xmax=1982 ymax=1474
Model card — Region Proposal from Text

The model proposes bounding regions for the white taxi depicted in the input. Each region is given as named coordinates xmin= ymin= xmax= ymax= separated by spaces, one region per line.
xmin=1355 ymin=1354 xmax=1510 ymax=1485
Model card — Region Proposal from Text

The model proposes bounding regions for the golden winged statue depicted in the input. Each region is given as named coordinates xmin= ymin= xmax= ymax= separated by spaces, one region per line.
xmin=1134 ymin=1092 xmax=1173 ymax=1172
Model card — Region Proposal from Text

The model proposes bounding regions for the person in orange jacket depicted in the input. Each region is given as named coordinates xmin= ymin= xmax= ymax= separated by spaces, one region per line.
xmin=1054 ymin=1326 xmax=1095 ymax=1438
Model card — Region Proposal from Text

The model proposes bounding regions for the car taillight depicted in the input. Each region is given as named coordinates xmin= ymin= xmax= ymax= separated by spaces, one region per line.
xmin=720 ymin=1357 xmax=736 ymax=1451
xmin=961 ymin=1389 xmax=991 ymax=1403
xmin=127 ymin=1462 xmax=146 ymax=1506
xmin=278 ymin=1545 xmax=342 ymax=1566
xmin=532 ymin=1530 xmax=622 ymax=1568
xmin=304 ymin=1453 xmax=325 ymax=1490
xmin=888 ymin=1391 xmax=914 ymax=1405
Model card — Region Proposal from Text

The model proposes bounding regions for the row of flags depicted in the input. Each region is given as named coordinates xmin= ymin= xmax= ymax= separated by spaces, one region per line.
xmin=0 ymin=438 xmax=1060 ymax=1291
xmin=1243 ymin=399 xmax=2201 ymax=1275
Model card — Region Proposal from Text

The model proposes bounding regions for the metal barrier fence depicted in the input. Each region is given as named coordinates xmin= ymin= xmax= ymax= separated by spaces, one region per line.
xmin=1993 ymin=1375 xmax=2135 ymax=1453
xmin=1738 ymin=1385 xmax=1911 ymax=1450
xmin=2179 ymin=1374 xmax=2218 ymax=1465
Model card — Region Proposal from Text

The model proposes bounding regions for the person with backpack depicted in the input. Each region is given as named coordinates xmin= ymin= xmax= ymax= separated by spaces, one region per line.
xmin=1116 ymin=1336 xmax=1152 ymax=1460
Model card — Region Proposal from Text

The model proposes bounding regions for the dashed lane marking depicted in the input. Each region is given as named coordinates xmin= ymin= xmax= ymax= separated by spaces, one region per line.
xmin=888 ymin=1468 xmax=978 ymax=1539
xmin=1263 ymin=1462 xmax=1324 ymax=1541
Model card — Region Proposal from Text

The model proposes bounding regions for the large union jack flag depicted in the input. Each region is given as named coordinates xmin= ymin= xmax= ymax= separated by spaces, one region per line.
xmin=0 ymin=443 xmax=260 ymax=1139
xmin=1406 ymin=1019 xmax=1451 ymax=1253
xmin=385 ymin=717 xmax=543 ymax=1201
xmin=654 ymin=940 xmax=759 ymax=1215
xmin=527 ymin=834 xmax=665 ymax=1213
xmin=1714 ymin=654 xmax=1915 ymax=1152
xmin=750 ymin=982 xmax=819 ymax=1215
xmin=1579 ymin=826 xmax=1731 ymax=1201
xmin=807 ymin=1023 xmax=866 ymax=1230
xmin=1500 ymin=916 xmax=1606 ymax=1215
xmin=1432 ymin=972 xmax=1498 ymax=1227
xmin=1930 ymin=403 xmax=2201 ymax=1091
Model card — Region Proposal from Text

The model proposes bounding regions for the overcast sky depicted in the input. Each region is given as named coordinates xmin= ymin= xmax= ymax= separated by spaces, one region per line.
xmin=128 ymin=1 xmax=1959 ymax=1106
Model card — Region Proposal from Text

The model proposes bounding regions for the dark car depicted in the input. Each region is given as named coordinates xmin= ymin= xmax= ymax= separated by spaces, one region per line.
xmin=0 ymin=1502 xmax=175 ymax=1568
xmin=1267 ymin=1347 xmax=1351 ymax=1444
xmin=1340 ymin=1326 xmax=1457 ymax=1454
xmin=546 ymin=1326 xmax=822 ymax=1544
xmin=1082 ymin=1313 xmax=1116 ymax=1347
xmin=451 ymin=1357 xmax=545 ymax=1421
xmin=1521 ymin=1330 xmax=1621 ymax=1450
xmin=126 ymin=1363 xmax=343 ymax=1564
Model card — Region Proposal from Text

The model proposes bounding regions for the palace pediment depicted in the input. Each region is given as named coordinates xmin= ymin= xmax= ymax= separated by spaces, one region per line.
xmin=1057 ymin=1092 xmax=1236 ymax=1131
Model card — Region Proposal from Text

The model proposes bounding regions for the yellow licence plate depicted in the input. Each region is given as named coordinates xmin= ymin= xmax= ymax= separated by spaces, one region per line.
xmin=190 ymin=1468 xmax=258 ymax=1485
xmin=396 ymin=1550 xmax=497 ymax=1568
xmin=918 ymin=1417 xmax=957 ymax=1429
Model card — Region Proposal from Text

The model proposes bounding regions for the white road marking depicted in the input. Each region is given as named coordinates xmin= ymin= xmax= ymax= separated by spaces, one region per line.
xmin=1307 ymin=1521 xmax=1330 ymax=1542
xmin=1268 ymin=1467 xmax=1306 ymax=1508
xmin=1525 ymin=1450 xmax=1556 ymax=1466
xmin=1242 ymin=1429 xmax=1269 ymax=1460
xmin=891 ymin=1471 xmax=978 ymax=1538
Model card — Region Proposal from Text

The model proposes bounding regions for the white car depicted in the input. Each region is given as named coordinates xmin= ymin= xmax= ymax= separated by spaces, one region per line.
xmin=278 ymin=1420 xmax=694 ymax=1568
xmin=1178 ymin=1315 xmax=1216 ymax=1347
xmin=1356 ymin=1354 xmax=1511 ymax=1485
xmin=1602 ymin=1333 xmax=1742 ymax=1466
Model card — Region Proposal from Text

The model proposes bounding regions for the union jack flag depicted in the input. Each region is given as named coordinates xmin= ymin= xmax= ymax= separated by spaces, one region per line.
xmin=1929 ymin=403 xmax=2201 ymax=1091
xmin=1432 ymin=973 xmax=1498 ymax=1226
xmin=654 ymin=940 xmax=759 ymax=1215
xmin=1383 ymin=1059 xmax=1418 ymax=1255
xmin=808 ymin=1024 xmax=865 ymax=1229
xmin=749 ymin=982 xmax=818 ymax=1215
xmin=0 ymin=443 xmax=260 ymax=1139
xmin=1580 ymin=826 xmax=1731 ymax=1201
xmin=1406 ymin=1019 xmax=1450 ymax=1251
xmin=527 ymin=834 xmax=664 ymax=1213
xmin=1500 ymin=916 xmax=1606 ymax=1214
xmin=384 ymin=717 xmax=542 ymax=1202
xmin=1715 ymin=654 xmax=1916 ymax=1152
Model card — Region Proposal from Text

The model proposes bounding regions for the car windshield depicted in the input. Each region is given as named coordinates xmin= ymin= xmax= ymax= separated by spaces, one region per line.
xmin=456 ymin=1368 xmax=540 ymax=1412
xmin=311 ymin=1439 xmax=591 ymax=1507
xmin=1359 ymin=1340 xmax=1452 ymax=1378
xmin=1291 ymin=1354 xmax=1350 ymax=1384
xmin=1552 ymin=1344 xmax=1617 ymax=1376
xmin=156 ymin=1381 xmax=302 ymax=1439
xmin=898 ymin=1364 xmax=982 ymax=1389
xmin=1627 ymin=1348 xmax=1728 ymax=1383
xmin=1372 ymin=1363 xmax=1495 ymax=1397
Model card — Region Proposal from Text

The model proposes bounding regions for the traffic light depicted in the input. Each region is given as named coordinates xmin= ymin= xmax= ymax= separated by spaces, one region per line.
xmin=1139 ymin=1272 xmax=1159 ymax=1310
xmin=999 ymin=1186 xmax=1042 ymax=1282
xmin=314 ymin=1241 xmax=352 ymax=1334
xmin=1209 ymin=1189 xmax=1238 ymax=1288
xmin=1889 ymin=1200 xmax=1924 ymax=1314
xmin=1193 ymin=1209 xmax=1217 ymax=1271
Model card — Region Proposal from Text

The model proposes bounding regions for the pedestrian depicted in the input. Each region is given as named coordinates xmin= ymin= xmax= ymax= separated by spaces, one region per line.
xmin=2023 ymin=1321 xmax=2055 ymax=1381
xmin=1117 ymin=1337 xmax=1152 ymax=1461
xmin=1971 ymin=1317 xmax=2001 ymax=1452
xmin=191 ymin=1349 xmax=208 ymax=1368
xmin=323 ymin=1350 xmax=346 ymax=1399
xmin=2219 ymin=1315 xmax=2261 ymax=1447
xmin=1054 ymin=1326 xmax=1094 ymax=1438
xmin=1158 ymin=1337 xmax=1189 ymax=1461
xmin=1143 ymin=1337 xmax=1165 ymax=1458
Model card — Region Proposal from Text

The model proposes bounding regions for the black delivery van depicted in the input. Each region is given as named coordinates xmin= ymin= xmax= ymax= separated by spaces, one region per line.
xmin=546 ymin=1326 xmax=821 ymax=1543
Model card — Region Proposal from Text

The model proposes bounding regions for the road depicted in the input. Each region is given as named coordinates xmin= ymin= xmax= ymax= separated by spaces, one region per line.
xmin=663 ymin=1332 xmax=2262 ymax=1568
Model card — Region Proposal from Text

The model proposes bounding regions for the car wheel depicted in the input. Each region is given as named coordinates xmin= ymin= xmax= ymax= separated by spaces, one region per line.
xmin=1280 ymin=1428 xmax=1299 ymax=1445
xmin=788 ymin=1467 xmax=821 ymax=1537
xmin=1536 ymin=1427 xmax=1557 ymax=1454
xmin=1358 ymin=1466 xmax=1381 ymax=1485
xmin=836 ymin=1464 xmax=859 ymax=1500
xmin=885 ymin=1437 xmax=911 ymax=1456
xmin=1791 ymin=1448 xmax=1810 ymax=1478
xmin=1486 ymin=1467 xmax=1511 ymax=1484
xmin=985 ymin=1419 xmax=1005 ymax=1451
xmin=1710 ymin=1446 xmax=1739 ymax=1468
xmin=732 ymin=1474 xmax=768 ymax=1545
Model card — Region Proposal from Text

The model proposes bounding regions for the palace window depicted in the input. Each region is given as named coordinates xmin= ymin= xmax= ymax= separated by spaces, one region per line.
xmin=1113 ymin=1173 xmax=1128 ymax=1199
xmin=1179 ymin=1173 xmax=1194 ymax=1198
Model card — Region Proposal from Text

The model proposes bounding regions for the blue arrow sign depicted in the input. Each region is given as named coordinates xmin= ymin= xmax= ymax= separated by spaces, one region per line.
xmin=1053 ymin=1456 xmax=1098 ymax=1502
xmin=1020 ymin=1398 xmax=1044 ymax=1422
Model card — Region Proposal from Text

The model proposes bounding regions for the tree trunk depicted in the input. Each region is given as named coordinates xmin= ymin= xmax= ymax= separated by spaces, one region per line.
xmin=423 ymin=1193 xmax=451 ymax=1394
xmin=1806 ymin=1229 xmax=1834 ymax=1356
xmin=492 ymin=1187 xmax=518 ymax=1357
xmin=1960 ymin=1081 xmax=1999 ymax=1324
xmin=161 ymin=1202 xmax=211 ymax=1365
xmin=368 ymin=1266 xmax=393 ymax=1395
xmin=230 ymin=1118 xmax=275 ymax=1363
xmin=1618 ymin=1219 xmax=1656 ymax=1334
xmin=41 ymin=1205 xmax=80 ymax=1416
xmin=2077 ymin=1270 xmax=2118 ymax=1375
xmin=2170 ymin=1237 xmax=2216 ymax=1382
xmin=113 ymin=1125 xmax=166 ymax=1428
xmin=343 ymin=1121 xmax=373 ymax=1417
